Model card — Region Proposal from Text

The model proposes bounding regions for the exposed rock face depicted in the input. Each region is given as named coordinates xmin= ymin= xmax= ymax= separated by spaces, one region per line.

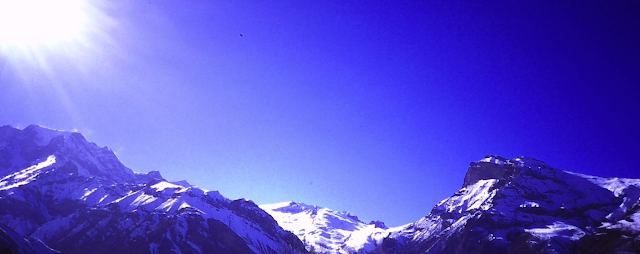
xmin=369 ymin=220 xmax=388 ymax=229
xmin=377 ymin=155 xmax=640 ymax=254
xmin=462 ymin=155 xmax=520 ymax=188
xmin=0 ymin=125 xmax=307 ymax=254
xmin=0 ymin=125 xmax=136 ymax=182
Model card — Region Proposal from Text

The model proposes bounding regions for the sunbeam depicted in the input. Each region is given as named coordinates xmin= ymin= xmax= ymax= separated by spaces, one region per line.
xmin=0 ymin=0 xmax=118 ymax=81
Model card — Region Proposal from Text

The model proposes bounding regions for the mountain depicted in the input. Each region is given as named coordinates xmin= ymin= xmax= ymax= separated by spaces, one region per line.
xmin=3 ymin=125 xmax=640 ymax=254
xmin=0 ymin=125 xmax=307 ymax=254
xmin=260 ymin=202 xmax=403 ymax=254
xmin=263 ymin=156 xmax=640 ymax=254
xmin=377 ymin=155 xmax=640 ymax=254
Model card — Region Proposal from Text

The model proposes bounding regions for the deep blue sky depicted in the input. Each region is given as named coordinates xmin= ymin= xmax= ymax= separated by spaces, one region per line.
xmin=1 ymin=0 xmax=639 ymax=227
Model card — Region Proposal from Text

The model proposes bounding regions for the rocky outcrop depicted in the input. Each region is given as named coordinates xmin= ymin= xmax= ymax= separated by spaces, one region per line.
xmin=462 ymin=155 xmax=520 ymax=188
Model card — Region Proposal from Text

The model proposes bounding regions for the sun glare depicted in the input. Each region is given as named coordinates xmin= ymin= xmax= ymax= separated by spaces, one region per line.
xmin=0 ymin=0 xmax=118 ymax=83
xmin=0 ymin=0 xmax=87 ymax=46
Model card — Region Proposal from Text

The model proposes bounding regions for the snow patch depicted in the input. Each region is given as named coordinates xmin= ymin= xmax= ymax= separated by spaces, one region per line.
xmin=479 ymin=156 xmax=506 ymax=165
xmin=525 ymin=221 xmax=586 ymax=241
xmin=151 ymin=181 xmax=186 ymax=192
xmin=519 ymin=201 xmax=540 ymax=208
xmin=0 ymin=154 xmax=57 ymax=190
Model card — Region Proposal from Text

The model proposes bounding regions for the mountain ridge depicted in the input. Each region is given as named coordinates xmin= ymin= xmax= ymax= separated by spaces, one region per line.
xmin=0 ymin=125 xmax=307 ymax=254
xmin=2 ymin=125 xmax=640 ymax=254
xmin=262 ymin=155 xmax=640 ymax=254
xmin=376 ymin=155 xmax=640 ymax=253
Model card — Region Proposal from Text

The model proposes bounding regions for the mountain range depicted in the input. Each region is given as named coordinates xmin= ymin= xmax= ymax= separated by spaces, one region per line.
xmin=1 ymin=125 xmax=639 ymax=253
xmin=0 ymin=125 xmax=305 ymax=254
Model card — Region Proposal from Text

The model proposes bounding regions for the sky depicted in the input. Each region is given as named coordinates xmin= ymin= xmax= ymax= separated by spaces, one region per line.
xmin=1 ymin=0 xmax=639 ymax=227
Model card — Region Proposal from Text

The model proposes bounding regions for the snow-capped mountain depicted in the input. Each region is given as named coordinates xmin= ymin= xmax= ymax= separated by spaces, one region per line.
xmin=3 ymin=125 xmax=640 ymax=254
xmin=263 ymin=156 xmax=640 ymax=254
xmin=0 ymin=125 xmax=306 ymax=254
xmin=260 ymin=202 xmax=404 ymax=254
xmin=376 ymin=155 xmax=640 ymax=254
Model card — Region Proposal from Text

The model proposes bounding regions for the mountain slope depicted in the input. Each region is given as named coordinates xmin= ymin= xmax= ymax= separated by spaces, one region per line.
xmin=0 ymin=125 xmax=306 ymax=254
xmin=378 ymin=155 xmax=640 ymax=254
xmin=0 ymin=222 xmax=60 ymax=254
xmin=4 ymin=125 xmax=639 ymax=254
xmin=263 ymin=156 xmax=640 ymax=254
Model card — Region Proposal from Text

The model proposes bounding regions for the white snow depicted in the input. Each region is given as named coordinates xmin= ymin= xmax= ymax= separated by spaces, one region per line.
xmin=602 ymin=210 xmax=640 ymax=233
xmin=260 ymin=201 xmax=400 ymax=254
xmin=479 ymin=156 xmax=505 ymax=165
xmin=12 ymin=154 xmax=56 ymax=181
xmin=519 ymin=201 xmax=540 ymax=208
xmin=7 ymin=128 xmax=640 ymax=254
xmin=80 ymin=188 xmax=98 ymax=199
xmin=525 ymin=221 xmax=586 ymax=241
xmin=0 ymin=154 xmax=57 ymax=190
xmin=151 ymin=181 xmax=186 ymax=192
xmin=439 ymin=179 xmax=499 ymax=213
xmin=512 ymin=156 xmax=548 ymax=168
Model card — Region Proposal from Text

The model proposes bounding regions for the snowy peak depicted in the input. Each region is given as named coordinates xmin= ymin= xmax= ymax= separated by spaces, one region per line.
xmin=4 ymin=126 xmax=640 ymax=254
xmin=456 ymin=156 xmax=616 ymax=224
xmin=267 ymin=201 xmax=320 ymax=214
xmin=260 ymin=201 xmax=401 ymax=254
xmin=261 ymin=201 xmax=369 ymax=228
xmin=462 ymin=155 xmax=553 ymax=187
xmin=0 ymin=125 xmax=308 ymax=254
xmin=378 ymin=156 xmax=640 ymax=254
xmin=0 ymin=125 xmax=136 ymax=182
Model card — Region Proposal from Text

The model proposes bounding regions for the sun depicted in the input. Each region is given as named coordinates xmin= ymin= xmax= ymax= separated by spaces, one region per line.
xmin=0 ymin=0 xmax=118 ymax=95
xmin=0 ymin=0 xmax=116 ymax=73
xmin=0 ymin=0 xmax=87 ymax=46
